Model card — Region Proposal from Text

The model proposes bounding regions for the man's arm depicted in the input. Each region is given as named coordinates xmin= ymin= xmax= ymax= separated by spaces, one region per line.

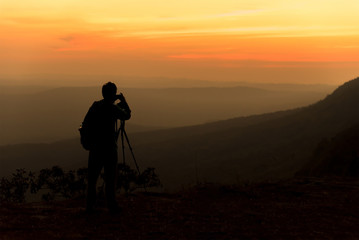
xmin=115 ymin=94 xmax=131 ymax=120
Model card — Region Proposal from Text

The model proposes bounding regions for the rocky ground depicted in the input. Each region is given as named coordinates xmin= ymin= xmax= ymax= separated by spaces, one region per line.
xmin=1 ymin=178 xmax=359 ymax=240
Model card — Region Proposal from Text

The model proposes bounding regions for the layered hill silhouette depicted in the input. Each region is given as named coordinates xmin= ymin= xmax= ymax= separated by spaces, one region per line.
xmin=299 ymin=124 xmax=359 ymax=177
xmin=0 ymin=78 xmax=358 ymax=188
xmin=126 ymin=77 xmax=359 ymax=187
xmin=0 ymin=83 xmax=332 ymax=145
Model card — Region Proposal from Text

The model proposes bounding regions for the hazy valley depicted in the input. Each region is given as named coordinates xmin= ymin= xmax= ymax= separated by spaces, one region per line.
xmin=1 ymin=78 xmax=358 ymax=190
xmin=1 ymin=78 xmax=359 ymax=240
xmin=0 ymin=82 xmax=334 ymax=145
xmin=3 ymin=2 xmax=359 ymax=238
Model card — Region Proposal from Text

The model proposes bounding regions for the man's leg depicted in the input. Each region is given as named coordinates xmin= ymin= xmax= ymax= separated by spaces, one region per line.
xmin=86 ymin=150 xmax=103 ymax=212
xmin=103 ymin=150 xmax=119 ymax=211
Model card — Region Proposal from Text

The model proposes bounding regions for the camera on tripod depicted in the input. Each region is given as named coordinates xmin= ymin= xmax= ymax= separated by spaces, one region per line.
xmin=116 ymin=93 xmax=126 ymax=101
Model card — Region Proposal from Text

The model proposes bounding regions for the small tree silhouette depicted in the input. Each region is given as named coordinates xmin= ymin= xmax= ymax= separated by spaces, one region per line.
xmin=138 ymin=167 xmax=161 ymax=188
xmin=117 ymin=163 xmax=138 ymax=193
xmin=0 ymin=165 xmax=159 ymax=203
xmin=0 ymin=177 xmax=12 ymax=203
xmin=34 ymin=166 xmax=88 ymax=201
xmin=73 ymin=168 xmax=88 ymax=197
xmin=115 ymin=163 xmax=161 ymax=193
xmin=11 ymin=169 xmax=30 ymax=203
xmin=0 ymin=169 xmax=31 ymax=203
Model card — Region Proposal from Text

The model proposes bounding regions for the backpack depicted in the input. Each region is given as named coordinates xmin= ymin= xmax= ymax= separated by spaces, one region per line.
xmin=79 ymin=100 xmax=122 ymax=150
xmin=79 ymin=122 xmax=92 ymax=150
xmin=79 ymin=103 xmax=97 ymax=151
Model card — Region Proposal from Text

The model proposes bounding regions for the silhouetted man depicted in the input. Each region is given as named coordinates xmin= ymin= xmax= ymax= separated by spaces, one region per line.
xmin=83 ymin=82 xmax=131 ymax=213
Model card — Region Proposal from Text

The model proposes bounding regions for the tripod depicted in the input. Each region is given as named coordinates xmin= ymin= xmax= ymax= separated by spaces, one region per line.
xmin=116 ymin=120 xmax=146 ymax=191
xmin=117 ymin=120 xmax=141 ymax=174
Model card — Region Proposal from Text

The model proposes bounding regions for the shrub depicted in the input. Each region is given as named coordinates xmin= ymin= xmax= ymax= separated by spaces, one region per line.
xmin=116 ymin=163 xmax=161 ymax=194
xmin=0 ymin=169 xmax=31 ymax=203
xmin=0 ymin=164 xmax=160 ymax=203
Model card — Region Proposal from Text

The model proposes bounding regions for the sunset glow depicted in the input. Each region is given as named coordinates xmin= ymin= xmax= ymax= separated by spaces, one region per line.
xmin=1 ymin=0 xmax=359 ymax=85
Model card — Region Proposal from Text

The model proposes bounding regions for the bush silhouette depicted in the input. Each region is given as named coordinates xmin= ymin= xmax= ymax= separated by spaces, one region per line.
xmin=0 ymin=164 xmax=160 ymax=203
xmin=115 ymin=163 xmax=161 ymax=194
xmin=34 ymin=166 xmax=88 ymax=201
xmin=0 ymin=169 xmax=31 ymax=203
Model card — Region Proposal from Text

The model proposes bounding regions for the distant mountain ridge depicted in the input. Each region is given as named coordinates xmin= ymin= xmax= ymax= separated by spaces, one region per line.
xmin=0 ymin=78 xmax=358 ymax=188
xmin=125 ymin=77 xmax=359 ymax=186
xmin=0 ymin=84 xmax=332 ymax=145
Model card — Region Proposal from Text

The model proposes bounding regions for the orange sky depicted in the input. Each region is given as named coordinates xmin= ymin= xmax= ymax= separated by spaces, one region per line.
xmin=1 ymin=0 xmax=359 ymax=85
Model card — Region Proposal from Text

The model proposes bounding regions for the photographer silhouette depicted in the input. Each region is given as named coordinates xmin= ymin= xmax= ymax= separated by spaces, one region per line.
xmin=82 ymin=82 xmax=131 ymax=213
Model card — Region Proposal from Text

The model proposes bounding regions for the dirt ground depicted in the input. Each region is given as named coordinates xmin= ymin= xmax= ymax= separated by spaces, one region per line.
xmin=1 ymin=178 xmax=359 ymax=240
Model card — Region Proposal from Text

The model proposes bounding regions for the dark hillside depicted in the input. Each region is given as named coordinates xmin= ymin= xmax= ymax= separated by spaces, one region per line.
xmin=0 ymin=84 xmax=331 ymax=145
xmin=0 ymin=139 xmax=87 ymax=177
xmin=1 ymin=78 xmax=358 ymax=188
xmin=298 ymin=124 xmax=359 ymax=177
xmin=128 ymin=77 xmax=359 ymax=187
xmin=0 ymin=110 xmax=297 ymax=177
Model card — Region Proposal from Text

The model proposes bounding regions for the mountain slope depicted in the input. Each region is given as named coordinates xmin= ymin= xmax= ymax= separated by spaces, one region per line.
xmin=128 ymin=77 xmax=359 ymax=187
xmin=298 ymin=124 xmax=359 ymax=177
xmin=0 ymin=78 xmax=358 ymax=188
xmin=0 ymin=84 xmax=332 ymax=145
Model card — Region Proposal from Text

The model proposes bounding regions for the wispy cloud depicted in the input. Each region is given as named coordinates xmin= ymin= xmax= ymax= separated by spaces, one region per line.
xmin=167 ymin=53 xmax=359 ymax=62
xmin=211 ymin=9 xmax=266 ymax=18
xmin=85 ymin=8 xmax=266 ymax=25
xmin=334 ymin=45 xmax=359 ymax=49
xmin=110 ymin=25 xmax=358 ymax=39
xmin=156 ymin=9 xmax=266 ymax=22
xmin=59 ymin=35 xmax=75 ymax=42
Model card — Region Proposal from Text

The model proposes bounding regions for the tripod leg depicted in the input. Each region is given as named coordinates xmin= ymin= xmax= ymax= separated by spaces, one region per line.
xmin=123 ymin=129 xmax=147 ymax=192
xmin=120 ymin=126 xmax=126 ymax=165
xmin=123 ymin=130 xmax=140 ymax=174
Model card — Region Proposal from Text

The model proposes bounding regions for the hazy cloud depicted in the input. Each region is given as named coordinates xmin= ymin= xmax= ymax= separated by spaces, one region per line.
xmin=59 ymin=35 xmax=75 ymax=42
xmin=211 ymin=9 xmax=266 ymax=18
xmin=156 ymin=9 xmax=266 ymax=22
xmin=111 ymin=25 xmax=359 ymax=39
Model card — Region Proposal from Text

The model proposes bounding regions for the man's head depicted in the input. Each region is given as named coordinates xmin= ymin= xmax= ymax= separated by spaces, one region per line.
xmin=102 ymin=82 xmax=117 ymax=102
